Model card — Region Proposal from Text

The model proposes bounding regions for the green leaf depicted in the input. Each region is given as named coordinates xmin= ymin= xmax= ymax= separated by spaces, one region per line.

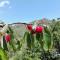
xmin=43 ymin=27 xmax=51 ymax=51
xmin=36 ymin=33 xmax=43 ymax=48
xmin=24 ymin=32 xmax=34 ymax=49
xmin=36 ymin=33 xmax=43 ymax=41
xmin=0 ymin=48 xmax=8 ymax=60
xmin=30 ymin=33 xmax=34 ymax=48
xmin=26 ymin=32 xmax=31 ymax=49
xmin=36 ymin=33 xmax=40 ymax=41
xmin=9 ymin=41 xmax=16 ymax=52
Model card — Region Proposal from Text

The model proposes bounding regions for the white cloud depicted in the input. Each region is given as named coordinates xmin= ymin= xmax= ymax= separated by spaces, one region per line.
xmin=0 ymin=0 xmax=10 ymax=7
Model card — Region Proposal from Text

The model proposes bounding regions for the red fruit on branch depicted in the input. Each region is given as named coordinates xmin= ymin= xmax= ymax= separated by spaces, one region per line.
xmin=5 ymin=34 xmax=11 ymax=42
xmin=27 ymin=24 xmax=32 ymax=31
xmin=35 ymin=26 xmax=43 ymax=33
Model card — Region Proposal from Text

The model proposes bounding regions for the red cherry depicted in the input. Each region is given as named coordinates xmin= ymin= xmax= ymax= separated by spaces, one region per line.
xmin=5 ymin=34 xmax=11 ymax=42
xmin=35 ymin=26 xmax=43 ymax=33
xmin=27 ymin=24 xmax=32 ymax=31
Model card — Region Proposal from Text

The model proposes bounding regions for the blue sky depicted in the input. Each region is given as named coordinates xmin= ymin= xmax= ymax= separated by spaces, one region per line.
xmin=0 ymin=0 xmax=60 ymax=23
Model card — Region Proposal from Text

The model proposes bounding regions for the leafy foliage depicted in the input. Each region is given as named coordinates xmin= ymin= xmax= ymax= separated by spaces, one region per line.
xmin=0 ymin=48 xmax=8 ymax=60
xmin=0 ymin=19 xmax=60 ymax=60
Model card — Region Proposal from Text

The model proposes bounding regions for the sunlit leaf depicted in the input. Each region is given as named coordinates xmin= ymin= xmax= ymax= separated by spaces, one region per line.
xmin=43 ymin=27 xmax=52 ymax=51
xmin=0 ymin=48 xmax=8 ymax=60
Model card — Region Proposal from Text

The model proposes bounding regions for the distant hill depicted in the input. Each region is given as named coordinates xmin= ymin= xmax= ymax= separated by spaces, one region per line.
xmin=9 ymin=22 xmax=27 ymax=40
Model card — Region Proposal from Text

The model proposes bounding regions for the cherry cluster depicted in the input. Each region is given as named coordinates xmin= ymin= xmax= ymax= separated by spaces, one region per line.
xmin=27 ymin=24 xmax=43 ymax=34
